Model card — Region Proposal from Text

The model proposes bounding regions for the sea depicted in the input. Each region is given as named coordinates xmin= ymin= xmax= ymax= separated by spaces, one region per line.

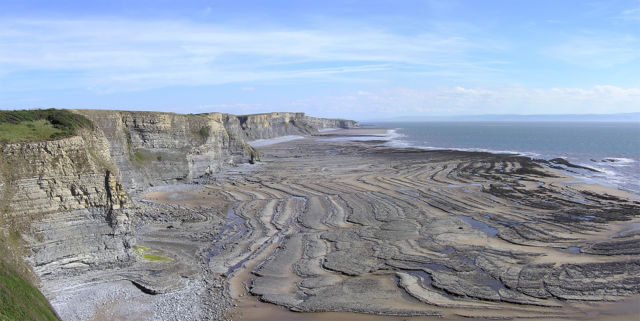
xmin=368 ymin=122 xmax=640 ymax=195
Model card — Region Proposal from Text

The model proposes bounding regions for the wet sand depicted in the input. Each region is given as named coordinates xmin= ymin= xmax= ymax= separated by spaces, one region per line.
xmin=138 ymin=128 xmax=640 ymax=320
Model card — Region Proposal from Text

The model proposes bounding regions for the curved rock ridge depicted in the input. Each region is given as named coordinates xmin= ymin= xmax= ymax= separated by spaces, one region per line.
xmin=0 ymin=110 xmax=360 ymax=320
xmin=8 ymin=118 xmax=638 ymax=320
xmin=190 ymin=133 xmax=640 ymax=320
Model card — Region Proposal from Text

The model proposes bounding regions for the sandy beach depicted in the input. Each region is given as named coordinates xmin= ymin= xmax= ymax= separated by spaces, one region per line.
xmin=48 ymin=128 xmax=640 ymax=321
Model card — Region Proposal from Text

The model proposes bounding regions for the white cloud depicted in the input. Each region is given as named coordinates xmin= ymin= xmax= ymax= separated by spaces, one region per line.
xmin=543 ymin=35 xmax=640 ymax=68
xmin=291 ymin=86 xmax=640 ymax=119
xmin=3 ymin=16 xmax=637 ymax=118
xmin=0 ymin=18 xmax=501 ymax=92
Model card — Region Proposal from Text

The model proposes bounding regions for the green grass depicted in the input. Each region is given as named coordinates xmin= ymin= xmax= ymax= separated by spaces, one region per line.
xmin=0 ymin=259 xmax=60 ymax=321
xmin=0 ymin=120 xmax=66 ymax=143
xmin=133 ymin=150 xmax=146 ymax=164
xmin=131 ymin=149 xmax=177 ymax=165
xmin=0 ymin=109 xmax=93 ymax=144
xmin=133 ymin=245 xmax=172 ymax=262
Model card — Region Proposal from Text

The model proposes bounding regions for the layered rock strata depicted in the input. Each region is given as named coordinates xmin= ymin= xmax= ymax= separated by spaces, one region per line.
xmin=0 ymin=110 xmax=359 ymax=321
xmin=164 ymin=131 xmax=640 ymax=320
xmin=0 ymin=131 xmax=134 ymax=278
xmin=10 ymin=114 xmax=637 ymax=320
xmin=77 ymin=110 xmax=358 ymax=193
xmin=235 ymin=112 xmax=358 ymax=140
xmin=75 ymin=110 xmax=254 ymax=194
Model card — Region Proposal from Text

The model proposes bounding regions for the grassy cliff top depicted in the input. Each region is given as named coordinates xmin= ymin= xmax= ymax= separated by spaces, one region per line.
xmin=0 ymin=109 xmax=93 ymax=143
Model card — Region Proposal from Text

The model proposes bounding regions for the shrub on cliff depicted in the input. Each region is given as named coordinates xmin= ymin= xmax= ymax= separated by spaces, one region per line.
xmin=0 ymin=109 xmax=93 ymax=143
xmin=198 ymin=126 xmax=210 ymax=139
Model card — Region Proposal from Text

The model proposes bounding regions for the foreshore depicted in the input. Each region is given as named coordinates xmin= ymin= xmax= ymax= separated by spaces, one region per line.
xmin=49 ymin=128 xmax=640 ymax=320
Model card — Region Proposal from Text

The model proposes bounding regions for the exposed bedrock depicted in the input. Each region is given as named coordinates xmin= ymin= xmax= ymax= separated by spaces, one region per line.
xmin=235 ymin=112 xmax=359 ymax=140
xmin=76 ymin=110 xmax=255 ymax=194
xmin=77 ymin=110 xmax=358 ymax=193
xmin=0 ymin=110 xmax=359 ymax=320
xmin=3 ymin=113 xmax=637 ymax=320
xmin=192 ymin=136 xmax=640 ymax=319
xmin=0 ymin=132 xmax=134 ymax=278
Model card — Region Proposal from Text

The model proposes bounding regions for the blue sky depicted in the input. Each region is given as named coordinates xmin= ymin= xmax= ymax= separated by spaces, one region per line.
xmin=1 ymin=0 xmax=640 ymax=120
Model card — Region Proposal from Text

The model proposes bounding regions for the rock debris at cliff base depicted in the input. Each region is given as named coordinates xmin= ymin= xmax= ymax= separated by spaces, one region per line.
xmin=131 ymin=129 xmax=640 ymax=321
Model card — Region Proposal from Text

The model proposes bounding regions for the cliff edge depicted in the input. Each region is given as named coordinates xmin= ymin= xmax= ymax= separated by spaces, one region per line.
xmin=77 ymin=110 xmax=358 ymax=193
xmin=0 ymin=109 xmax=358 ymax=320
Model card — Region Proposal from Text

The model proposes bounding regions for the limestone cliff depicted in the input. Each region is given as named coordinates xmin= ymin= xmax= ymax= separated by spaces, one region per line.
xmin=0 ymin=130 xmax=134 ymax=278
xmin=77 ymin=110 xmax=357 ymax=193
xmin=0 ymin=109 xmax=357 ymax=281
xmin=235 ymin=112 xmax=359 ymax=140
xmin=76 ymin=110 xmax=256 ymax=193
xmin=302 ymin=115 xmax=359 ymax=131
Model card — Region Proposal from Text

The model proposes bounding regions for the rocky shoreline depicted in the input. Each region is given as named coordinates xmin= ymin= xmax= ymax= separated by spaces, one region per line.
xmin=43 ymin=128 xmax=640 ymax=320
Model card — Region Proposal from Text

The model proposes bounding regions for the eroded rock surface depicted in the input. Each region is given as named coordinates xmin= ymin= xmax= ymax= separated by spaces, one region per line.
xmin=0 ymin=132 xmax=134 ymax=277
xmin=0 ymin=111 xmax=358 ymax=321
xmin=78 ymin=110 xmax=358 ymax=194
xmin=188 ymin=130 xmax=640 ymax=320
xmin=3 ymin=118 xmax=637 ymax=321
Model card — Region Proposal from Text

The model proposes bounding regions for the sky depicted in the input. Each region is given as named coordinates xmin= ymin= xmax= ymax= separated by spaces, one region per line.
xmin=1 ymin=0 xmax=640 ymax=120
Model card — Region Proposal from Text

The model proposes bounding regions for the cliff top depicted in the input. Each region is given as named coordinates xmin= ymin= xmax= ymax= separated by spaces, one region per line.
xmin=0 ymin=109 xmax=93 ymax=144
xmin=75 ymin=109 xmax=221 ymax=116
xmin=77 ymin=109 xmax=355 ymax=122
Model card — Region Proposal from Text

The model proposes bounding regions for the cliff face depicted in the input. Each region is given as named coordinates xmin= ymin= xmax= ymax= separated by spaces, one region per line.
xmin=0 ymin=109 xmax=357 ymax=281
xmin=0 ymin=131 xmax=134 ymax=278
xmin=236 ymin=112 xmax=359 ymax=140
xmin=76 ymin=110 xmax=256 ymax=193
xmin=302 ymin=115 xmax=359 ymax=131
xmin=77 ymin=111 xmax=357 ymax=193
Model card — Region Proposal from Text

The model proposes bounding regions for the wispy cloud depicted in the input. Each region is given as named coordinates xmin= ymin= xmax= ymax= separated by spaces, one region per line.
xmin=291 ymin=86 xmax=640 ymax=119
xmin=620 ymin=3 xmax=640 ymax=21
xmin=543 ymin=35 xmax=640 ymax=68
xmin=2 ymin=8 xmax=637 ymax=117
xmin=0 ymin=18 xmax=500 ymax=92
